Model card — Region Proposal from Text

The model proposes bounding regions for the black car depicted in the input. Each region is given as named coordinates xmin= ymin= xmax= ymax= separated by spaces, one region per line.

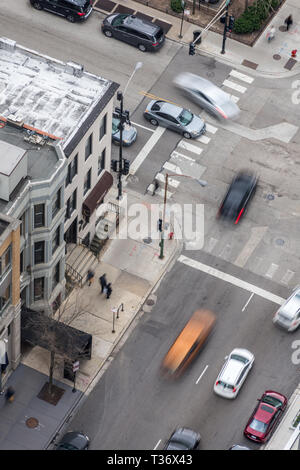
xmin=102 ymin=14 xmax=165 ymax=52
xmin=56 ymin=431 xmax=90 ymax=450
xmin=164 ymin=428 xmax=201 ymax=450
xmin=218 ymin=171 xmax=257 ymax=224
xmin=30 ymin=0 xmax=93 ymax=23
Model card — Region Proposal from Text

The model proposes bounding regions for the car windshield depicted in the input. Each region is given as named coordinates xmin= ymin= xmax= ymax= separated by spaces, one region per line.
xmin=249 ymin=419 xmax=268 ymax=433
xmin=178 ymin=109 xmax=193 ymax=126
xmin=112 ymin=14 xmax=128 ymax=26
xmin=262 ymin=395 xmax=283 ymax=408
xmin=230 ymin=354 xmax=249 ymax=364
xmin=112 ymin=118 xmax=120 ymax=134
xmin=218 ymin=381 xmax=234 ymax=390
xmin=57 ymin=443 xmax=78 ymax=450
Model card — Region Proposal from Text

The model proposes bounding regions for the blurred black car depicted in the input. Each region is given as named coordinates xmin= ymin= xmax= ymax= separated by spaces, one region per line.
xmin=101 ymin=14 xmax=165 ymax=52
xmin=218 ymin=171 xmax=257 ymax=224
xmin=30 ymin=0 xmax=93 ymax=22
xmin=56 ymin=431 xmax=90 ymax=450
xmin=164 ymin=428 xmax=201 ymax=450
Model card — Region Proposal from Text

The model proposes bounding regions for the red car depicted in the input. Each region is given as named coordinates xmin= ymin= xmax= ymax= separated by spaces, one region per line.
xmin=244 ymin=390 xmax=287 ymax=443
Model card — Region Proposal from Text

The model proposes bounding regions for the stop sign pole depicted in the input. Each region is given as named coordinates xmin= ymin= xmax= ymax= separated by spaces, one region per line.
xmin=72 ymin=360 xmax=79 ymax=393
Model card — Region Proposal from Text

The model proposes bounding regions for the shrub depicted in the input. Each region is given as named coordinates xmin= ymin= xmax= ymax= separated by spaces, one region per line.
xmin=170 ymin=0 xmax=183 ymax=14
xmin=233 ymin=0 xmax=278 ymax=35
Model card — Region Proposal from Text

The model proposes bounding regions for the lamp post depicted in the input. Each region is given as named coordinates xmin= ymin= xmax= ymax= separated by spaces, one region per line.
xmin=221 ymin=0 xmax=231 ymax=55
xmin=159 ymin=173 xmax=207 ymax=260
xmin=179 ymin=1 xmax=186 ymax=39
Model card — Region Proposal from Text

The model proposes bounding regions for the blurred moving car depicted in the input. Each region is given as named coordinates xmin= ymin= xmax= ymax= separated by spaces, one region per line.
xmin=173 ymin=73 xmax=240 ymax=120
xmin=164 ymin=428 xmax=201 ymax=450
xmin=229 ymin=445 xmax=250 ymax=450
xmin=244 ymin=390 xmax=287 ymax=443
xmin=30 ymin=0 xmax=93 ymax=22
xmin=161 ymin=309 xmax=216 ymax=378
xmin=101 ymin=14 xmax=165 ymax=52
xmin=56 ymin=431 xmax=90 ymax=450
xmin=112 ymin=117 xmax=137 ymax=146
xmin=273 ymin=286 xmax=300 ymax=332
xmin=218 ymin=171 xmax=257 ymax=224
xmin=214 ymin=348 xmax=254 ymax=399
xmin=144 ymin=100 xmax=206 ymax=139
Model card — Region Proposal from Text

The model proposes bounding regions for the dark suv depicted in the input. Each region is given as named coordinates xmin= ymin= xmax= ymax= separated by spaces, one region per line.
xmin=30 ymin=0 xmax=93 ymax=23
xmin=102 ymin=14 xmax=165 ymax=52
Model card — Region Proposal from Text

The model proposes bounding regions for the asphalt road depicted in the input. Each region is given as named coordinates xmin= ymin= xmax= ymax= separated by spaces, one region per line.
xmin=66 ymin=252 xmax=299 ymax=450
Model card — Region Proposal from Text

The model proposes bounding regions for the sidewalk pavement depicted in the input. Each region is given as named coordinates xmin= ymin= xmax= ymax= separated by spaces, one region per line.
xmin=0 ymin=188 xmax=181 ymax=450
xmin=94 ymin=0 xmax=300 ymax=77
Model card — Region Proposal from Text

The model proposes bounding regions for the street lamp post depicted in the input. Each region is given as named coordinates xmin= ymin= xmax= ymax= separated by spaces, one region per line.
xmin=179 ymin=1 xmax=186 ymax=39
xmin=221 ymin=0 xmax=231 ymax=54
xmin=159 ymin=173 xmax=207 ymax=260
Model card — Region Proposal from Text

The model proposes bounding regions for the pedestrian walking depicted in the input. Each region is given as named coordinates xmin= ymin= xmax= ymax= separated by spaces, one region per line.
xmin=99 ymin=273 xmax=107 ymax=293
xmin=267 ymin=25 xmax=276 ymax=42
xmin=106 ymin=283 xmax=112 ymax=299
xmin=86 ymin=269 xmax=94 ymax=286
xmin=284 ymin=15 xmax=293 ymax=31
xmin=5 ymin=386 xmax=15 ymax=403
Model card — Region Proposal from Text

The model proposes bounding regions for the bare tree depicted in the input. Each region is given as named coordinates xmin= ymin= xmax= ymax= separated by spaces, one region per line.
xmin=22 ymin=289 xmax=92 ymax=398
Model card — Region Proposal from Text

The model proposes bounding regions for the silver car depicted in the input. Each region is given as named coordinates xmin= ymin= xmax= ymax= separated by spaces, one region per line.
xmin=273 ymin=287 xmax=300 ymax=332
xmin=144 ymin=100 xmax=206 ymax=139
xmin=173 ymin=73 xmax=240 ymax=120
xmin=112 ymin=117 xmax=137 ymax=146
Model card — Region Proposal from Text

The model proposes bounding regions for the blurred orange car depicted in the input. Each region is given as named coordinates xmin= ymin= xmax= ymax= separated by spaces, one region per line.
xmin=161 ymin=309 xmax=216 ymax=378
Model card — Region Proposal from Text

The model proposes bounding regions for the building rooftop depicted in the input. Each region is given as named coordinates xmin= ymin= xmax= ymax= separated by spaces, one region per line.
xmin=0 ymin=37 xmax=118 ymax=156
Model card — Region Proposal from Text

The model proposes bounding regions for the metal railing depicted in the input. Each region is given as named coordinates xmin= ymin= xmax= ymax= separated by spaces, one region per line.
xmin=65 ymin=263 xmax=83 ymax=288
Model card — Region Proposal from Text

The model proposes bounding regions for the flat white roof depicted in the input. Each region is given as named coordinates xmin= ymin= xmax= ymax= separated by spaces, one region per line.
xmin=0 ymin=38 xmax=113 ymax=144
xmin=0 ymin=140 xmax=26 ymax=175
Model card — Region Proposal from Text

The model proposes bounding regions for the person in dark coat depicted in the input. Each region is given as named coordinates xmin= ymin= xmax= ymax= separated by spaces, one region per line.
xmin=99 ymin=274 xmax=107 ymax=293
xmin=5 ymin=386 xmax=15 ymax=402
xmin=106 ymin=283 xmax=112 ymax=299
xmin=86 ymin=269 xmax=94 ymax=286
xmin=285 ymin=15 xmax=293 ymax=31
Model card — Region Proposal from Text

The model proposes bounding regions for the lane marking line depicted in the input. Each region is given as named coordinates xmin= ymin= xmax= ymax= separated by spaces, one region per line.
xmin=196 ymin=365 xmax=209 ymax=384
xmin=139 ymin=91 xmax=178 ymax=106
xmin=131 ymin=121 xmax=155 ymax=133
xmin=178 ymin=255 xmax=285 ymax=305
xmin=130 ymin=126 xmax=166 ymax=175
xmin=223 ymin=79 xmax=247 ymax=94
xmin=242 ymin=292 xmax=254 ymax=312
xmin=229 ymin=70 xmax=254 ymax=84
xmin=153 ymin=439 xmax=161 ymax=450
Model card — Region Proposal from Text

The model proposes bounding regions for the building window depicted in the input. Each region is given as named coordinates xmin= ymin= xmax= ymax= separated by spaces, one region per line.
xmin=83 ymin=169 xmax=91 ymax=195
xmin=52 ymin=188 xmax=61 ymax=219
xmin=0 ymin=246 xmax=11 ymax=277
xmin=66 ymin=154 xmax=78 ymax=187
xmin=0 ymin=285 xmax=11 ymax=315
xmin=52 ymin=226 xmax=60 ymax=255
xmin=34 ymin=277 xmax=44 ymax=302
xmin=34 ymin=204 xmax=45 ymax=228
xmin=19 ymin=211 xmax=26 ymax=237
xmin=34 ymin=241 xmax=45 ymax=264
xmin=98 ymin=148 xmax=106 ymax=175
xmin=20 ymin=250 xmax=24 ymax=274
xmin=85 ymin=134 xmax=93 ymax=161
xmin=99 ymin=114 xmax=107 ymax=141
xmin=65 ymin=189 xmax=77 ymax=221
xmin=52 ymin=261 xmax=60 ymax=291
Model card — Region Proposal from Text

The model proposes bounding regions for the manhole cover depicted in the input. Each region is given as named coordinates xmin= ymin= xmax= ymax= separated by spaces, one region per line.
xmin=143 ymin=237 xmax=152 ymax=244
xmin=26 ymin=417 xmax=39 ymax=429
xmin=206 ymin=72 xmax=215 ymax=78
xmin=279 ymin=25 xmax=286 ymax=32
xmin=266 ymin=194 xmax=275 ymax=200
xmin=273 ymin=54 xmax=281 ymax=61
xmin=275 ymin=238 xmax=285 ymax=246
xmin=146 ymin=299 xmax=155 ymax=306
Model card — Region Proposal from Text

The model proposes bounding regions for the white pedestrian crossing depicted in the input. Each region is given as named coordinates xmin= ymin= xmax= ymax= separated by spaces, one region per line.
xmin=155 ymin=172 xmax=180 ymax=188
xmin=163 ymin=161 xmax=182 ymax=174
xmin=196 ymin=135 xmax=211 ymax=144
xmin=229 ymin=70 xmax=254 ymax=84
xmin=206 ymin=123 xmax=218 ymax=134
xmin=178 ymin=140 xmax=203 ymax=155
xmin=223 ymin=79 xmax=247 ymax=94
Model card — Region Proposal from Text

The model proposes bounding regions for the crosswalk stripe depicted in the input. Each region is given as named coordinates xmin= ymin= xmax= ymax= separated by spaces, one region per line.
xmin=206 ymin=237 xmax=218 ymax=253
xmin=178 ymin=140 xmax=203 ymax=155
xmin=223 ymin=79 xmax=247 ymax=94
xmin=163 ymin=161 xmax=182 ymax=174
xmin=196 ymin=135 xmax=211 ymax=144
xmin=229 ymin=95 xmax=240 ymax=103
xmin=229 ymin=70 xmax=254 ymax=84
xmin=155 ymin=172 xmax=180 ymax=188
xmin=205 ymin=123 xmax=218 ymax=134
xmin=171 ymin=150 xmax=195 ymax=162
xmin=280 ymin=270 xmax=295 ymax=285
xmin=265 ymin=263 xmax=279 ymax=279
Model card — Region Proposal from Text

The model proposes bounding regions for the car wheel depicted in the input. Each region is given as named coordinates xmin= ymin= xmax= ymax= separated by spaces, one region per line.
xmin=150 ymin=118 xmax=158 ymax=126
xmin=66 ymin=14 xmax=75 ymax=22
xmin=183 ymin=132 xmax=191 ymax=139
xmin=104 ymin=29 xmax=113 ymax=38
xmin=138 ymin=44 xmax=147 ymax=52
xmin=33 ymin=1 xmax=43 ymax=9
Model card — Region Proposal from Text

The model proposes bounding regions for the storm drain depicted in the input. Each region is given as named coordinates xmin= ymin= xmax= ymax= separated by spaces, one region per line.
xmin=26 ymin=417 xmax=39 ymax=429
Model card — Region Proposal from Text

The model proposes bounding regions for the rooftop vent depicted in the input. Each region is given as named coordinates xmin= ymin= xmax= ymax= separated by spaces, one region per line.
xmin=0 ymin=38 xmax=16 ymax=52
xmin=65 ymin=61 xmax=84 ymax=78
xmin=6 ymin=115 xmax=24 ymax=129
xmin=24 ymin=131 xmax=47 ymax=146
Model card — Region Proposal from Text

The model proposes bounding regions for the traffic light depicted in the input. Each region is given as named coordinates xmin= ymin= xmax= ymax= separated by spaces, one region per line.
xmin=189 ymin=42 xmax=195 ymax=56
xmin=111 ymin=159 xmax=118 ymax=172
xmin=228 ymin=15 xmax=235 ymax=32
xmin=122 ymin=159 xmax=130 ymax=175
xmin=158 ymin=218 xmax=163 ymax=232
xmin=220 ymin=15 xmax=226 ymax=24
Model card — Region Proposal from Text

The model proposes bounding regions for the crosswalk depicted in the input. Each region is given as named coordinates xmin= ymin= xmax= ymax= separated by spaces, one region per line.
xmin=222 ymin=68 xmax=255 ymax=103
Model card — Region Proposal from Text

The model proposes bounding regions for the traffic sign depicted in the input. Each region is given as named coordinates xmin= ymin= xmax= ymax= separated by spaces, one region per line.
xmin=73 ymin=361 xmax=80 ymax=372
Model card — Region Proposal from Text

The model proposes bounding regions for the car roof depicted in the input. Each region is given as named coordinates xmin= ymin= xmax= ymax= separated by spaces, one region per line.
xmin=124 ymin=15 xmax=160 ymax=34
xmin=219 ymin=357 xmax=245 ymax=385
xmin=152 ymin=100 xmax=182 ymax=117
xmin=279 ymin=289 xmax=300 ymax=318
xmin=175 ymin=73 xmax=230 ymax=102
xmin=255 ymin=402 xmax=276 ymax=423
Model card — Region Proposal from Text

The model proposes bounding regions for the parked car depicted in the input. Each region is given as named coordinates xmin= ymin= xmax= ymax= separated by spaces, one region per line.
xmin=164 ymin=428 xmax=201 ymax=450
xmin=144 ymin=100 xmax=206 ymax=139
xmin=244 ymin=390 xmax=287 ymax=443
xmin=56 ymin=431 xmax=90 ymax=450
xmin=229 ymin=445 xmax=250 ymax=450
xmin=273 ymin=286 xmax=300 ymax=332
xmin=173 ymin=73 xmax=240 ymax=120
xmin=101 ymin=14 xmax=165 ymax=52
xmin=112 ymin=117 xmax=137 ymax=146
xmin=30 ymin=0 xmax=93 ymax=22
xmin=161 ymin=310 xmax=216 ymax=378
xmin=214 ymin=348 xmax=254 ymax=399
xmin=218 ymin=171 xmax=257 ymax=224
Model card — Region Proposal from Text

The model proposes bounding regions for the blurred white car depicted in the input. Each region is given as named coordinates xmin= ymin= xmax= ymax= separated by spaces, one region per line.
xmin=273 ymin=287 xmax=300 ymax=332
xmin=173 ymin=73 xmax=240 ymax=120
xmin=214 ymin=348 xmax=254 ymax=399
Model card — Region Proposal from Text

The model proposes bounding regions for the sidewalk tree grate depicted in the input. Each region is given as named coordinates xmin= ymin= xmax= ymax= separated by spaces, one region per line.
xmin=241 ymin=59 xmax=258 ymax=70
xmin=135 ymin=12 xmax=154 ymax=23
xmin=26 ymin=417 xmax=39 ymax=429
xmin=114 ymin=5 xmax=135 ymax=15
xmin=284 ymin=58 xmax=297 ymax=70
xmin=94 ymin=0 xmax=116 ymax=12
xmin=153 ymin=19 xmax=172 ymax=34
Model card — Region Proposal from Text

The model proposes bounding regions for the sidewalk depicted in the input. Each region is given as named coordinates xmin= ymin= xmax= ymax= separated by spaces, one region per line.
xmin=94 ymin=0 xmax=300 ymax=77
xmin=0 ymin=188 xmax=181 ymax=450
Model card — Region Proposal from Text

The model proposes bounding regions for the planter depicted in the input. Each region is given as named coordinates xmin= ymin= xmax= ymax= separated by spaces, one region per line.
xmin=291 ymin=409 xmax=300 ymax=429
